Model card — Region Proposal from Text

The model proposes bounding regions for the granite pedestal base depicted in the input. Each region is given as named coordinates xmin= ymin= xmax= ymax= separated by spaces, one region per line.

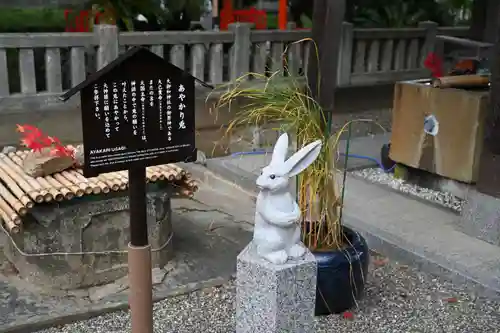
xmin=236 ymin=242 xmax=317 ymax=333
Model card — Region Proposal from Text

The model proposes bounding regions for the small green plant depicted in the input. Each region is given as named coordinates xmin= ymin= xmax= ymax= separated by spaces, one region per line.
xmin=0 ymin=8 xmax=66 ymax=33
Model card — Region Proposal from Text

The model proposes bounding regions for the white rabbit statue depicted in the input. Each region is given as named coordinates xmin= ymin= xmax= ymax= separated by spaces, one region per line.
xmin=253 ymin=132 xmax=322 ymax=265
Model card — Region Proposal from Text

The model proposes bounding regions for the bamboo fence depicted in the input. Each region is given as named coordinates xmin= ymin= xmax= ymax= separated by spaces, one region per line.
xmin=0 ymin=150 xmax=198 ymax=234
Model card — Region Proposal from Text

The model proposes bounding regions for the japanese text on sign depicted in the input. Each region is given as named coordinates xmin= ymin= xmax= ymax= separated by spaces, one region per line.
xmin=166 ymin=79 xmax=172 ymax=142
xmin=90 ymin=78 xmax=191 ymax=146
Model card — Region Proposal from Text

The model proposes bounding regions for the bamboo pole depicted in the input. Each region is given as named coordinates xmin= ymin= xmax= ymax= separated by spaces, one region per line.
xmin=68 ymin=170 xmax=104 ymax=195
xmin=0 ymin=182 xmax=28 ymax=216
xmin=177 ymin=187 xmax=194 ymax=198
xmin=166 ymin=164 xmax=185 ymax=179
xmin=0 ymin=208 xmax=20 ymax=234
xmin=61 ymin=171 xmax=93 ymax=195
xmin=9 ymin=153 xmax=64 ymax=201
xmin=186 ymin=180 xmax=199 ymax=192
xmin=0 ymin=153 xmax=52 ymax=202
xmin=117 ymin=170 xmax=129 ymax=180
xmin=12 ymin=150 xmax=78 ymax=201
xmin=74 ymin=168 xmax=111 ymax=193
xmin=44 ymin=175 xmax=75 ymax=200
xmin=0 ymin=163 xmax=33 ymax=208
xmin=146 ymin=168 xmax=159 ymax=182
xmin=12 ymin=150 xmax=79 ymax=199
xmin=432 ymin=74 xmax=489 ymax=88
xmin=148 ymin=166 xmax=166 ymax=180
xmin=0 ymin=156 xmax=43 ymax=203
xmin=113 ymin=171 xmax=129 ymax=190
xmin=168 ymin=164 xmax=186 ymax=176
xmin=52 ymin=173 xmax=84 ymax=197
xmin=0 ymin=195 xmax=21 ymax=225
xmin=98 ymin=174 xmax=121 ymax=191
xmin=75 ymin=169 xmax=120 ymax=192
xmin=154 ymin=165 xmax=176 ymax=181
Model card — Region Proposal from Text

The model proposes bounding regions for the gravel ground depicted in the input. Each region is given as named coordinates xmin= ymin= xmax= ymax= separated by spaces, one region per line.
xmin=38 ymin=253 xmax=500 ymax=333
xmin=351 ymin=168 xmax=464 ymax=213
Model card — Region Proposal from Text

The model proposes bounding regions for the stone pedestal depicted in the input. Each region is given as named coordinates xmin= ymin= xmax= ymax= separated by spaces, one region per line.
xmin=1 ymin=186 xmax=174 ymax=290
xmin=236 ymin=242 xmax=317 ymax=333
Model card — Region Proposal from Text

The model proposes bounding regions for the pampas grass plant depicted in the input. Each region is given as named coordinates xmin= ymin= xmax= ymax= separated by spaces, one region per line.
xmin=211 ymin=40 xmax=353 ymax=250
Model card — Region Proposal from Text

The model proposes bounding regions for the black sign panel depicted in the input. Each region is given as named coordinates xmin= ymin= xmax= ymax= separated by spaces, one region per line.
xmin=66 ymin=47 xmax=197 ymax=177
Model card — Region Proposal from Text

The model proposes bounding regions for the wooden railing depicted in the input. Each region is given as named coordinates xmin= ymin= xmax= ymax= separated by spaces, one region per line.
xmin=0 ymin=22 xmax=468 ymax=114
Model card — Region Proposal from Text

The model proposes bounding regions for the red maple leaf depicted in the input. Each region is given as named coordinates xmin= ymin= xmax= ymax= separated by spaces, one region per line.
xmin=424 ymin=52 xmax=444 ymax=78
xmin=41 ymin=136 xmax=53 ymax=147
xmin=16 ymin=124 xmax=75 ymax=161
xmin=343 ymin=311 xmax=354 ymax=320
xmin=28 ymin=141 xmax=44 ymax=152
xmin=23 ymin=124 xmax=37 ymax=132
xmin=48 ymin=136 xmax=62 ymax=145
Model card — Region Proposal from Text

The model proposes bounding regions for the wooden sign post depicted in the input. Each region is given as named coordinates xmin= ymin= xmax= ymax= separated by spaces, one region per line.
xmin=60 ymin=47 xmax=197 ymax=333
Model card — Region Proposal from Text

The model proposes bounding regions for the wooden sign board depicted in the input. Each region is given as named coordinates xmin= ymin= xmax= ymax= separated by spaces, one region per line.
xmin=60 ymin=47 xmax=197 ymax=178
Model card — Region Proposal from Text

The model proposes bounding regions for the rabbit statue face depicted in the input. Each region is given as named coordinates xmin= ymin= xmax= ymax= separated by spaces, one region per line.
xmin=257 ymin=165 xmax=289 ymax=192
xmin=256 ymin=133 xmax=322 ymax=192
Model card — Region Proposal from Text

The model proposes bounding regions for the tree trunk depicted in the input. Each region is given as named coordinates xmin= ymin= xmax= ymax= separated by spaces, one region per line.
xmin=476 ymin=1 xmax=500 ymax=196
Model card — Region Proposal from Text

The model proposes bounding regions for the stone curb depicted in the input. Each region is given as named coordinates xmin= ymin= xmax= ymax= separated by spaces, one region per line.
xmin=190 ymin=159 xmax=500 ymax=300
xmin=1 ymin=276 xmax=230 ymax=333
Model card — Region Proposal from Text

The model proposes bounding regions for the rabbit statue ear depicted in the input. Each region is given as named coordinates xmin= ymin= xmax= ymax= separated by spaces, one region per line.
xmin=283 ymin=139 xmax=322 ymax=177
xmin=270 ymin=133 xmax=289 ymax=166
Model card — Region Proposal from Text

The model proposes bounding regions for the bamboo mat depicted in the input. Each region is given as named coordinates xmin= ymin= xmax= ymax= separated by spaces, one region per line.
xmin=0 ymin=150 xmax=198 ymax=234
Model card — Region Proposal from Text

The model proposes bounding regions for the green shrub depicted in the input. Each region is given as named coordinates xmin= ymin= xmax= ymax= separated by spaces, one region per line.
xmin=0 ymin=8 xmax=67 ymax=32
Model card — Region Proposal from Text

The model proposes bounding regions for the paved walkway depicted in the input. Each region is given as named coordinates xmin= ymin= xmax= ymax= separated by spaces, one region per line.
xmin=0 ymin=185 xmax=254 ymax=333
xmin=3 ymin=133 xmax=500 ymax=332
xmin=190 ymin=134 xmax=500 ymax=298
xmin=35 ymin=252 xmax=500 ymax=333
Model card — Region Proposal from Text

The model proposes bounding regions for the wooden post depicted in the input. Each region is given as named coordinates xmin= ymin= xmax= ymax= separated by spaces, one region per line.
xmin=338 ymin=22 xmax=354 ymax=86
xmin=94 ymin=24 xmax=119 ymax=70
xmin=476 ymin=5 xmax=500 ymax=197
xmin=468 ymin=0 xmax=500 ymax=42
xmin=127 ymin=167 xmax=153 ymax=333
xmin=307 ymin=0 xmax=346 ymax=125
xmin=229 ymin=23 xmax=252 ymax=81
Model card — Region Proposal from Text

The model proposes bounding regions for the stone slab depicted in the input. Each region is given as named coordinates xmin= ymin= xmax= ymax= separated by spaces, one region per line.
xmin=203 ymin=134 xmax=390 ymax=194
xmin=197 ymin=152 xmax=500 ymax=299
xmin=236 ymin=243 xmax=316 ymax=333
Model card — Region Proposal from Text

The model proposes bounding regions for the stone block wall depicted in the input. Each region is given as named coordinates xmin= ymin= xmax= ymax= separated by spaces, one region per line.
xmin=1 ymin=187 xmax=174 ymax=290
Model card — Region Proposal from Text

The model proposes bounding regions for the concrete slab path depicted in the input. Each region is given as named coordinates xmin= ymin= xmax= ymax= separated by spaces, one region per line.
xmin=0 ymin=184 xmax=254 ymax=333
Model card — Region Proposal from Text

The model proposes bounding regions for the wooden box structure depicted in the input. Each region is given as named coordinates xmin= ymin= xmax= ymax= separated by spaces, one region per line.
xmin=389 ymin=79 xmax=489 ymax=183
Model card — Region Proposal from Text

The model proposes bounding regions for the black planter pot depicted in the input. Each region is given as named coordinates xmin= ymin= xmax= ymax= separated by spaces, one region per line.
xmin=312 ymin=227 xmax=369 ymax=315
xmin=380 ymin=143 xmax=396 ymax=171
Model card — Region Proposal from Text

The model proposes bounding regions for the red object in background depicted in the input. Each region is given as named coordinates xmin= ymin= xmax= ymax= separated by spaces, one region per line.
xmin=220 ymin=7 xmax=267 ymax=30
xmin=423 ymin=52 xmax=444 ymax=78
xmin=65 ymin=9 xmax=103 ymax=32
xmin=278 ymin=0 xmax=287 ymax=30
